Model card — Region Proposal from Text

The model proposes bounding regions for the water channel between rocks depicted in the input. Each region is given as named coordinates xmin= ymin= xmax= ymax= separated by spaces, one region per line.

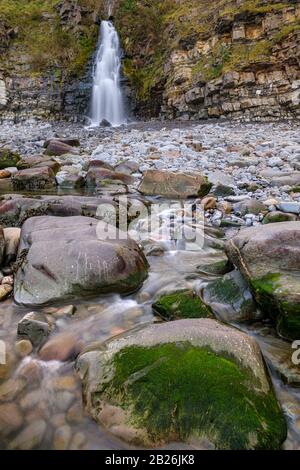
xmin=0 ymin=120 xmax=300 ymax=450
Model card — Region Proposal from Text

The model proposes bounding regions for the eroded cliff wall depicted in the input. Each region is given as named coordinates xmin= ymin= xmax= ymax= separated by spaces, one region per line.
xmin=115 ymin=0 xmax=300 ymax=121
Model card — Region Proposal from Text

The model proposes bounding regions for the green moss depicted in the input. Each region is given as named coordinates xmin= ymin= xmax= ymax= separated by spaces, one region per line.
xmin=197 ymin=259 xmax=232 ymax=275
xmin=263 ymin=213 xmax=296 ymax=224
xmin=0 ymin=0 xmax=99 ymax=77
xmin=102 ymin=343 xmax=286 ymax=449
xmin=0 ymin=149 xmax=21 ymax=169
xmin=277 ymin=302 xmax=300 ymax=340
xmin=153 ymin=290 xmax=213 ymax=320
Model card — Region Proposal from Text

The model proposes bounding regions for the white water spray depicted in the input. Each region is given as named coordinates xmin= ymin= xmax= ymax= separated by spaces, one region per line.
xmin=89 ymin=19 xmax=125 ymax=127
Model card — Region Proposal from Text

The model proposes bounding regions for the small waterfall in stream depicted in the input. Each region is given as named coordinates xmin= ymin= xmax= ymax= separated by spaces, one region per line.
xmin=89 ymin=19 xmax=126 ymax=127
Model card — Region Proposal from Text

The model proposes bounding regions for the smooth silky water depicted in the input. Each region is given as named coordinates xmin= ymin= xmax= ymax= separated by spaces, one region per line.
xmin=1 ymin=202 xmax=300 ymax=449
xmin=89 ymin=19 xmax=125 ymax=128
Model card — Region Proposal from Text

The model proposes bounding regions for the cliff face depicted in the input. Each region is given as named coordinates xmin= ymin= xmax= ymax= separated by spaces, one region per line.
xmin=0 ymin=0 xmax=105 ymax=122
xmin=115 ymin=0 xmax=300 ymax=121
xmin=0 ymin=0 xmax=299 ymax=122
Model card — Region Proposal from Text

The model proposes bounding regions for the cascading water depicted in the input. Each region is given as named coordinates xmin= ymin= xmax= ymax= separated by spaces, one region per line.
xmin=89 ymin=19 xmax=125 ymax=127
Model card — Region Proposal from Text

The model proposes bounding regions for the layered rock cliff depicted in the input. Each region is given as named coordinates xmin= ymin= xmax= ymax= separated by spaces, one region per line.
xmin=115 ymin=0 xmax=300 ymax=121
xmin=0 ymin=0 xmax=300 ymax=122
xmin=0 ymin=0 xmax=105 ymax=121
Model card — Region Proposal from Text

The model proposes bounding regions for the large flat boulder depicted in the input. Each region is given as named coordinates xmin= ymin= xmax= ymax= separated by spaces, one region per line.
xmin=76 ymin=319 xmax=286 ymax=450
xmin=0 ymin=195 xmax=119 ymax=227
xmin=226 ymin=222 xmax=300 ymax=339
xmin=14 ymin=216 xmax=148 ymax=306
xmin=139 ymin=170 xmax=211 ymax=198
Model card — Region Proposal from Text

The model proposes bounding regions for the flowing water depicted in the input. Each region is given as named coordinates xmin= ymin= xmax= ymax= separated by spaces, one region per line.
xmin=1 ymin=200 xmax=300 ymax=450
xmin=89 ymin=20 xmax=125 ymax=128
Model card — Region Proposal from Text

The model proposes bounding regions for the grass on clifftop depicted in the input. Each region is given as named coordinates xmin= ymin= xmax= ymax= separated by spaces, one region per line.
xmin=0 ymin=0 xmax=101 ymax=76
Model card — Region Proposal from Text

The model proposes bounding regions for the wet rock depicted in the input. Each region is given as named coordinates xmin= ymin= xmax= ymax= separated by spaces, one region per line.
xmin=139 ymin=170 xmax=211 ymax=198
xmin=14 ymin=216 xmax=149 ymax=306
xmin=0 ymin=283 xmax=12 ymax=301
xmin=0 ymin=195 xmax=119 ymax=227
xmin=233 ymin=199 xmax=265 ymax=216
xmin=20 ymin=390 xmax=41 ymax=411
xmin=53 ymin=424 xmax=72 ymax=450
xmin=0 ymin=378 xmax=26 ymax=401
xmin=52 ymin=375 xmax=77 ymax=391
xmin=56 ymin=391 xmax=75 ymax=412
xmin=8 ymin=419 xmax=46 ymax=450
xmin=100 ymin=119 xmax=111 ymax=127
xmin=12 ymin=167 xmax=56 ymax=191
xmin=0 ymin=227 xmax=5 ymax=266
xmin=39 ymin=332 xmax=82 ymax=362
xmin=263 ymin=211 xmax=298 ymax=224
xmin=201 ymin=196 xmax=217 ymax=210
xmin=17 ymin=312 xmax=49 ymax=347
xmin=0 ymin=169 xmax=11 ymax=179
xmin=277 ymin=202 xmax=300 ymax=215
xmin=69 ymin=431 xmax=86 ymax=450
xmin=0 ymin=148 xmax=20 ymax=169
xmin=18 ymin=359 xmax=43 ymax=384
xmin=226 ymin=222 xmax=300 ymax=340
xmin=17 ymin=155 xmax=61 ymax=174
xmin=44 ymin=137 xmax=80 ymax=148
xmin=204 ymin=270 xmax=257 ymax=323
xmin=67 ymin=402 xmax=83 ymax=424
xmin=0 ymin=403 xmax=23 ymax=437
xmin=56 ymin=172 xmax=85 ymax=189
xmin=86 ymin=167 xmax=133 ymax=188
xmin=3 ymin=227 xmax=21 ymax=263
xmin=15 ymin=339 xmax=33 ymax=357
xmin=44 ymin=140 xmax=79 ymax=157
xmin=153 ymin=290 xmax=213 ymax=320
xmin=76 ymin=319 xmax=286 ymax=450
xmin=115 ymin=160 xmax=139 ymax=175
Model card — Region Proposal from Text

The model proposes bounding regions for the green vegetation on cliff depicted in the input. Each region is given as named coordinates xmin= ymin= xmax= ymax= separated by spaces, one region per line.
xmin=114 ymin=0 xmax=299 ymax=113
xmin=0 ymin=0 xmax=103 ymax=76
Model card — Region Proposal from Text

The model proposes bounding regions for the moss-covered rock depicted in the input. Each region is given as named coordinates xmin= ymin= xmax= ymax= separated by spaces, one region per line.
xmin=263 ymin=211 xmax=298 ymax=224
xmin=153 ymin=289 xmax=213 ymax=320
xmin=226 ymin=222 xmax=300 ymax=340
xmin=76 ymin=319 xmax=287 ymax=449
xmin=204 ymin=270 xmax=257 ymax=323
xmin=0 ymin=148 xmax=20 ymax=169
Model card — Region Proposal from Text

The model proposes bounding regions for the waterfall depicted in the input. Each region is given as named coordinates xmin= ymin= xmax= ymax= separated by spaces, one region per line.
xmin=89 ymin=20 xmax=126 ymax=127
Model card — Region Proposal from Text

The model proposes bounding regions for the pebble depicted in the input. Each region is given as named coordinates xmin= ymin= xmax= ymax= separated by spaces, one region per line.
xmin=8 ymin=419 xmax=46 ymax=450
xmin=15 ymin=339 xmax=33 ymax=357
xmin=53 ymin=424 xmax=72 ymax=450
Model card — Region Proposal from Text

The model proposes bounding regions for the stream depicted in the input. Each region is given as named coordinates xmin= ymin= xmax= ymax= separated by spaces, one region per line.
xmin=0 ymin=195 xmax=299 ymax=450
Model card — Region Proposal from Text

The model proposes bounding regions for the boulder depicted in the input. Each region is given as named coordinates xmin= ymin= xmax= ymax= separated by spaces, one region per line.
xmin=233 ymin=199 xmax=265 ymax=216
xmin=17 ymin=155 xmax=60 ymax=174
xmin=0 ymin=195 xmax=119 ymax=227
xmin=44 ymin=138 xmax=80 ymax=148
xmin=204 ymin=270 xmax=257 ymax=322
xmin=3 ymin=227 xmax=20 ymax=263
xmin=226 ymin=222 xmax=300 ymax=339
xmin=86 ymin=167 xmax=133 ymax=188
xmin=263 ymin=211 xmax=297 ymax=224
xmin=139 ymin=170 xmax=211 ymax=198
xmin=0 ymin=226 xmax=5 ymax=266
xmin=17 ymin=312 xmax=49 ymax=347
xmin=14 ymin=216 xmax=148 ymax=306
xmin=12 ymin=167 xmax=56 ymax=191
xmin=0 ymin=148 xmax=20 ymax=169
xmin=44 ymin=140 xmax=79 ymax=156
xmin=152 ymin=289 xmax=213 ymax=320
xmin=76 ymin=319 xmax=286 ymax=450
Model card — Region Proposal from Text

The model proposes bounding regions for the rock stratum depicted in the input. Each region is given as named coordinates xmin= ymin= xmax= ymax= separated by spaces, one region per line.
xmin=1 ymin=1 xmax=300 ymax=122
